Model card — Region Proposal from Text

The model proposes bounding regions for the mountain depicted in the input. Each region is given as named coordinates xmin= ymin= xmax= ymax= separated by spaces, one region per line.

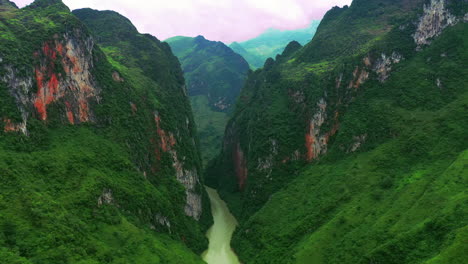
xmin=230 ymin=20 xmax=320 ymax=69
xmin=207 ymin=0 xmax=468 ymax=263
xmin=0 ymin=2 xmax=209 ymax=263
xmin=165 ymin=35 xmax=250 ymax=163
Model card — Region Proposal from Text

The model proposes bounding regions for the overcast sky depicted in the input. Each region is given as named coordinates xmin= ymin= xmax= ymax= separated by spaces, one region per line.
xmin=12 ymin=0 xmax=352 ymax=42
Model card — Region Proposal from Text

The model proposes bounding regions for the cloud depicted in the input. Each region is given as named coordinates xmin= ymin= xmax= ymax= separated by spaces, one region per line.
xmin=11 ymin=0 xmax=351 ymax=42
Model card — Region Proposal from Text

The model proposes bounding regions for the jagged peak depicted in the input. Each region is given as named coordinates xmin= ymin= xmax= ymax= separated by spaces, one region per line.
xmin=194 ymin=35 xmax=206 ymax=41
xmin=263 ymin=57 xmax=275 ymax=70
xmin=27 ymin=0 xmax=70 ymax=12
xmin=281 ymin=41 xmax=303 ymax=57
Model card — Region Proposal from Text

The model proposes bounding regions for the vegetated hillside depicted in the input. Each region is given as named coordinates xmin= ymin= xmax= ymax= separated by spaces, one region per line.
xmin=0 ymin=1 xmax=209 ymax=263
xmin=207 ymin=0 xmax=468 ymax=263
xmin=165 ymin=35 xmax=250 ymax=163
xmin=230 ymin=20 xmax=320 ymax=69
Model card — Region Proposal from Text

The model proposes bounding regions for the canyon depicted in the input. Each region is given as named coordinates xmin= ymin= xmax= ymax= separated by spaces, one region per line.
xmin=0 ymin=0 xmax=466 ymax=263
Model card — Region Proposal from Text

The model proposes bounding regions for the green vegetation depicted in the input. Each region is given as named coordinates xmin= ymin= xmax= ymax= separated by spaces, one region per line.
xmin=0 ymin=127 xmax=205 ymax=264
xmin=207 ymin=0 xmax=468 ymax=262
xmin=166 ymin=35 xmax=250 ymax=163
xmin=0 ymin=2 xmax=208 ymax=263
xmin=230 ymin=20 xmax=320 ymax=69
xmin=190 ymin=96 xmax=230 ymax=164
xmin=165 ymin=35 xmax=249 ymax=110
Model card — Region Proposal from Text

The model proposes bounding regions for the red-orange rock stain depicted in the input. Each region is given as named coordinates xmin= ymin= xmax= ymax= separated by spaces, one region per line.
xmin=56 ymin=43 xmax=64 ymax=55
xmin=42 ymin=42 xmax=57 ymax=60
xmin=34 ymin=42 xmax=63 ymax=120
xmin=78 ymin=100 xmax=89 ymax=122
xmin=233 ymin=143 xmax=248 ymax=190
xmin=34 ymin=68 xmax=47 ymax=120
xmin=65 ymin=102 xmax=74 ymax=124
xmin=152 ymin=114 xmax=178 ymax=162
xmin=4 ymin=119 xmax=16 ymax=132
xmin=305 ymin=122 xmax=317 ymax=162
xmin=47 ymin=73 xmax=59 ymax=103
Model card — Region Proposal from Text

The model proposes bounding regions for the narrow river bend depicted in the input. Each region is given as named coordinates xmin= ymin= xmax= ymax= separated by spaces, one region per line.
xmin=202 ymin=187 xmax=241 ymax=264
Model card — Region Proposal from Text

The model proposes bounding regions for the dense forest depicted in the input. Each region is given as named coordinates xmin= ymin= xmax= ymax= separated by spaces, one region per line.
xmin=0 ymin=0 xmax=466 ymax=263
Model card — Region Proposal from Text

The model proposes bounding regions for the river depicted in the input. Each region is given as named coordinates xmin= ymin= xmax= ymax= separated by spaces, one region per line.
xmin=202 ymin=187 xmax=241 ymax=264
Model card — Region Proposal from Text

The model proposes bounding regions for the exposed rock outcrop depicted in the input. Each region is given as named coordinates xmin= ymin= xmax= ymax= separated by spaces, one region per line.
xmin=154 ymin=214 xmax=171 ymax=230
xmin=413 ymin=0 xmax=458 ymax=48
xmin=2 ymin=30 xmax=100 ymax=131
xmin=256 ymin=139 xmax=278 ymax=179
xmin=305 ymin=99 xmax=328 ymax=161
xmin=1 ymin=66 xmax=32 ymax=134
xmin=3 ymin=118 xmax=27 ymax=133
xmin=348 ymin=67 xmax=369 ymax=89
xmin=97 ymin=188 xmax=114 ymax=207
xmin=348 ymin=134 xmax=368 ymax=153
xmin=373 ymin=52 xmax=403 ymax=82
xmin=153 ymin=113 xmax=202 ymax=220
xmin=33 ymin=32 xmax=98 ymax=122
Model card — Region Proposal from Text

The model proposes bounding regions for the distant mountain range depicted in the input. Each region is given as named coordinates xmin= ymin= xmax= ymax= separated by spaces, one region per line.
xmin=230 ymin=20 xmax=321 ymax=68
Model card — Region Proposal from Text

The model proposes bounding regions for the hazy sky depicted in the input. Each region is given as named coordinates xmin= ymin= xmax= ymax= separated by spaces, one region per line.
xmin=12 ymin=0 xmax=351 ymax=42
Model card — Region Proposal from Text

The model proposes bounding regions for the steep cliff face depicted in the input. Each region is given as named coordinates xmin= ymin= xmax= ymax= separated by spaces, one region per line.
xmin=165 ymin=35 xmax=250 ymax=163
xmin=0 ymin=1 xmax=207 ymax=263
xmin=74 ymin=8 xmax=209 ymax=226
xmin=3 ymin=29 xmax=98 ymax=129
xmin=413 ymin=0 xmax=459 ymax=47
xmin=208 ymin=0 xmax=467 ymax=262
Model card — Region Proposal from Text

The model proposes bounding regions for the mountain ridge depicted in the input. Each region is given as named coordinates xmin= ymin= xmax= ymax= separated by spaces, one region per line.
xmin=0 ymin=2 xmax=209 ymax=262
xmin=206 ymin=0 xmax=468 ymax=262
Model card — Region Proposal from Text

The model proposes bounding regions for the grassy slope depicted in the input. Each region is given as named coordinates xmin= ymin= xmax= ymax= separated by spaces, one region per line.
xmin=231 ymin=17 xmax=468 ymax=264
xmin=0 ymin=2 xmax=207 ymax=263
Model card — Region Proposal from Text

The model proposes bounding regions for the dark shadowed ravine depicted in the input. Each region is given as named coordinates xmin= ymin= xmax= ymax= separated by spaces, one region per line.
xmin=202 ymin=187 xmax=241 ymax=264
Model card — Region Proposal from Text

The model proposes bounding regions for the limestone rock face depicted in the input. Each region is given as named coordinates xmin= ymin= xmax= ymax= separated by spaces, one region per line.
xmin=2 ymin=29 xmax=99 ymax=132
xmin=173 ymin=158 xmax=202 ymax=220
xmin=373 ymin=52 xmax=403 ymax=82
xmin=32 ymin=32 xmax=98 ymax=123
xmin=97 ymin=189 xmax=114 ymax=207
xmin=413 ymin=0 xmax=458 ymax=48
xmin=154 ymin=113 xmax=202 ymax=220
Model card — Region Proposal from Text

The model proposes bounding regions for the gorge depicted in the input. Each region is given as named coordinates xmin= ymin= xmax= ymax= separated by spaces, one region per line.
xmin=0 ymin=0 xmax=467 ymax=263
